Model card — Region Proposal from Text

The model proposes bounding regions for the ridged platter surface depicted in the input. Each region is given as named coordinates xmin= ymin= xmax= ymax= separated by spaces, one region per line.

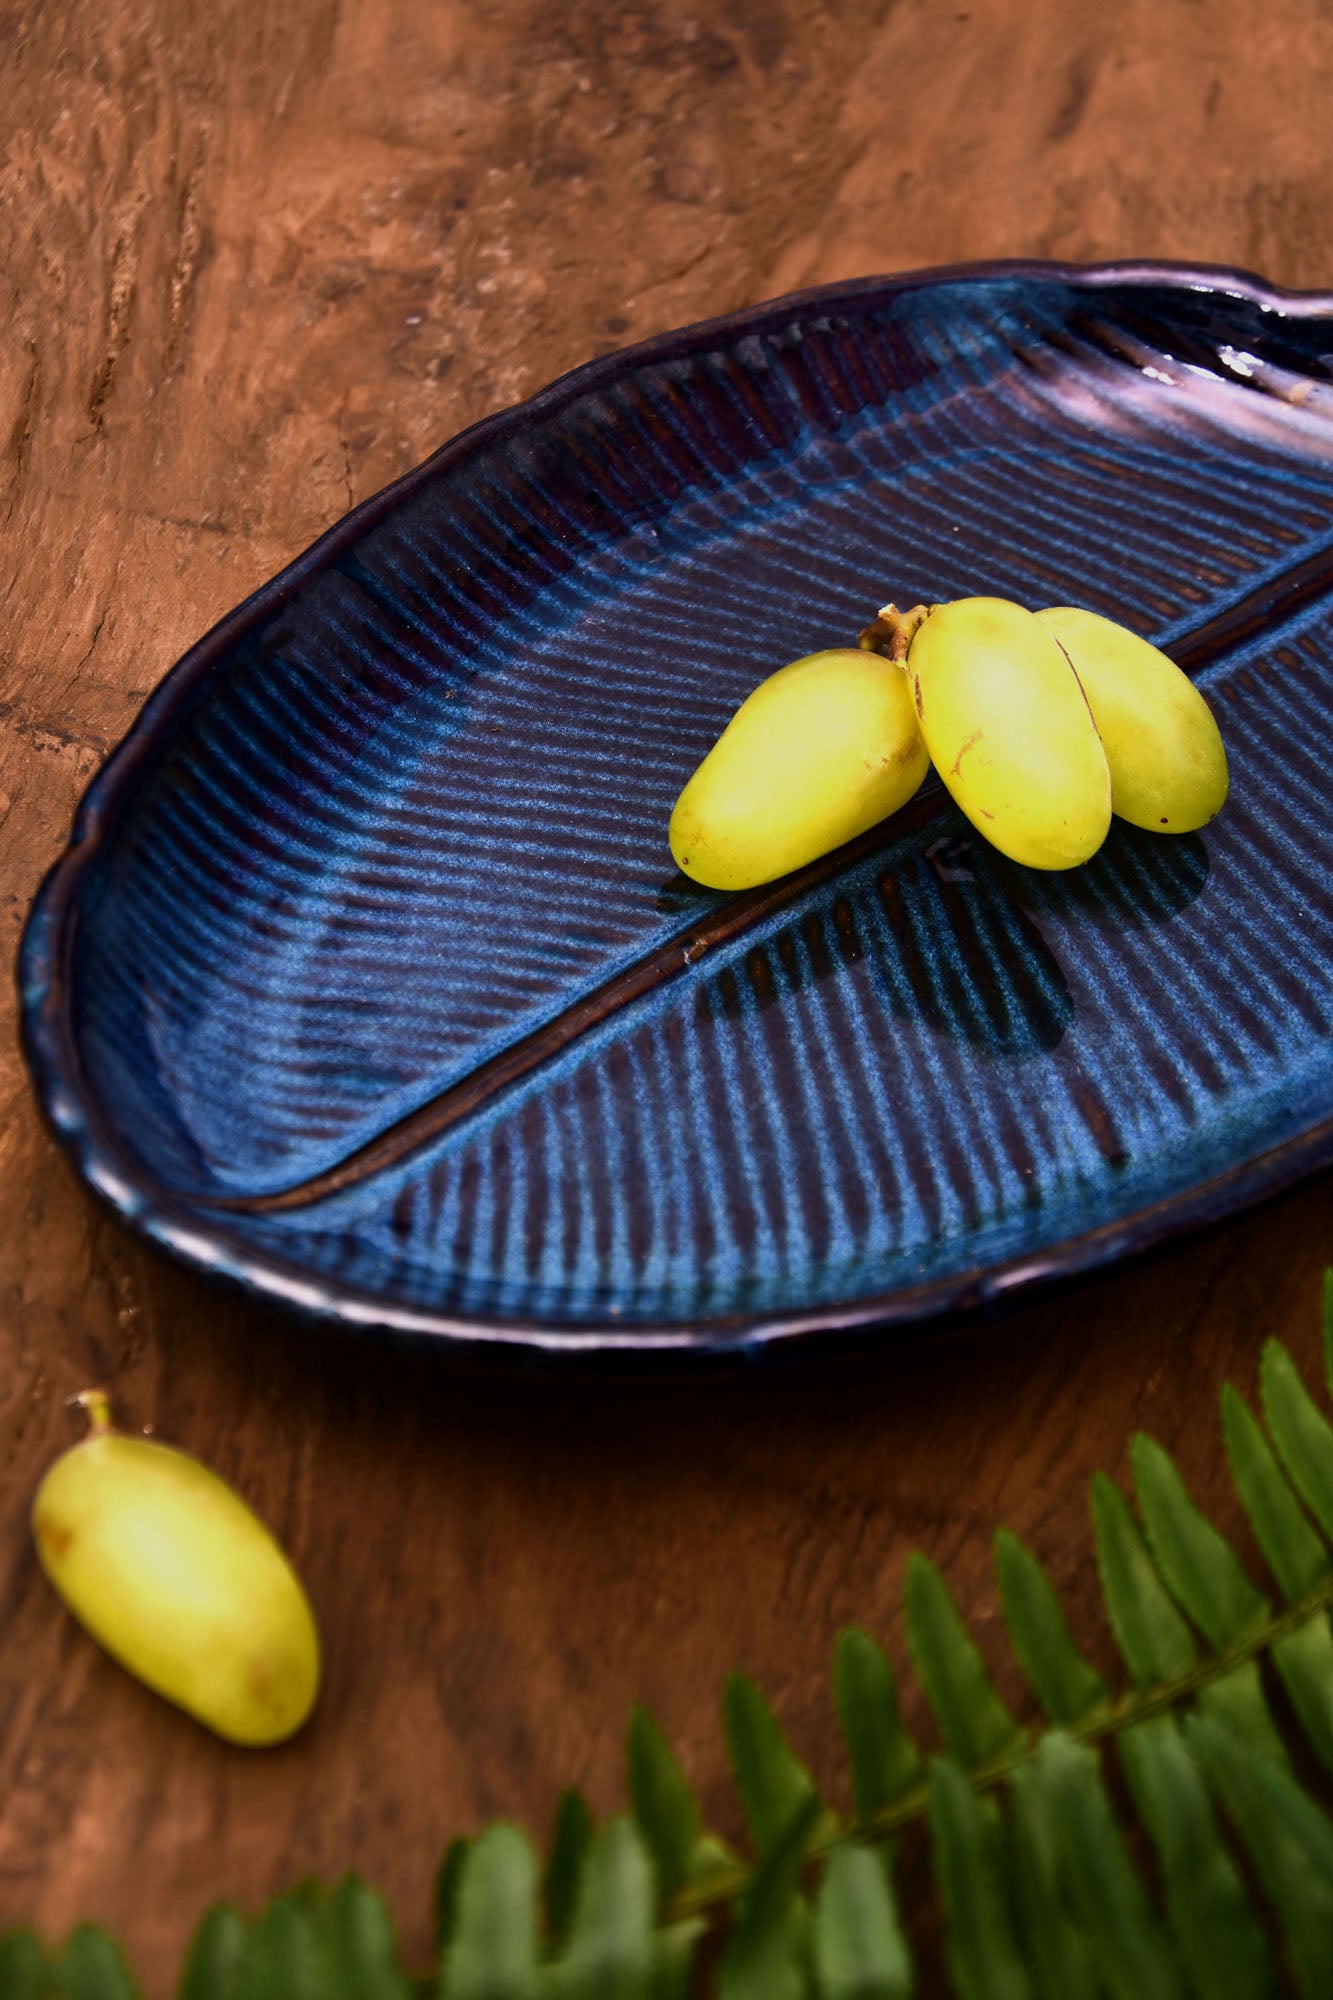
xmin=19 ymin=260 xmax=1333 ymax=1352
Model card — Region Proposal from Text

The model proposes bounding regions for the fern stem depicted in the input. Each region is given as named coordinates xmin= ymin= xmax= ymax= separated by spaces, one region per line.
xmin=668 ymin=1571 xmax=1333 ymax=1922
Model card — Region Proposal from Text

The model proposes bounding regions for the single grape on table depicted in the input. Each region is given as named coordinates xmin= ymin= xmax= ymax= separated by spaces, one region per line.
xmin=33 ymin=1391 xmax=320 ymax=1746
xmin=668 ymin=595 xmax=1227 ymax=890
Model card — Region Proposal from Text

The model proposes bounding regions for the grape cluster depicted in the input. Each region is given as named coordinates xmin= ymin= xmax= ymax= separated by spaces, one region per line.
xmin=669 ymin=597 xmax=1228 ymax=890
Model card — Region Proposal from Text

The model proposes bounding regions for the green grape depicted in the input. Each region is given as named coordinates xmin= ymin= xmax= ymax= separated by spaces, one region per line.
xmin=33 ymin=1392 xmax=320 ymax=1746
xmin=905 ymin=596 xmax=1112 ymax=869
xmin=1036 ymin=605 xmax=1229 ymax=832
xmin=669 ymin=648 xmax=928 ymax=890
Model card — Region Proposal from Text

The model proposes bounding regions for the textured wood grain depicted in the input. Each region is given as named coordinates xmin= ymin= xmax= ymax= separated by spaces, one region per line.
xmin=4 ymin=0 xmax=1333 ymax=1990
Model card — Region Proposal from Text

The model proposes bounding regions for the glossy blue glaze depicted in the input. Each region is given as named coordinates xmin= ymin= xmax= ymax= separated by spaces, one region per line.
xmin=19 ymin=260 xmax=1333 ymax=1352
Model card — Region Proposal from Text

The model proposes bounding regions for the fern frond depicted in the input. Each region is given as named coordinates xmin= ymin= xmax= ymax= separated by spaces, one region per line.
xmin=543 ymin=1791 xmax=594 ymax=1949
xmin=1190 ymin=1716 xmax=1333 ymax=1998
xmin=812 ymin=1844 xmax=912 ymax=2000
xmin=178 ymin=1906 xmax=246 ymax=2000
xmin=723 ymin=1674 xmax=827 ymax=1860
xmin=1223 ymin=1383 xmax=1331 ymax=1600
xmin=1092 ymin=1468 xmax=1199 ymax=1685
xmin=905 ymin=1555 xmax=1023 ymax=1770
xmin=1133 ymin=1433 xmax=1290 ymax=1767
xmin=994 ymin=1528 xmax=1107 ymax=1728
xmin=546 ymin=1818 xmax=656 ymax=1996
xmin=1118 ymin=1714 xmax=1277 ymax=2000
xmin=1023 ymin=1732 xmax=1180 ymax=2000
xmin=443 ymin=1827 xmax=541 ymax=1999
xmin=834 ymin=1626 xmax=923 ymax=1819
xmin=926 ymin=1762 xmax=1028 ymax=2000
xmin=1262 ymin=1340 xmax=1333 ymax=1538
xmin=716 ymin=1794 xmax=820 ymax=2000
xmin=1132 ymin=1431 xmax=1272 ymax=1646
xmin=431 ymin=1840 xmax=469 ymax=1962
xmin=1008 ymin=1760 xmax=1100 ymax=2000
xmin=54 ymin=1928 xmax=141 ymax=2000
xmin=0 ymin=1932 xmax=47 ymax=2000
xmin=651 ymin=1918 xmax=707 ymax=2000
xmin=627 ymin=1707 xmax=703 ymax=1908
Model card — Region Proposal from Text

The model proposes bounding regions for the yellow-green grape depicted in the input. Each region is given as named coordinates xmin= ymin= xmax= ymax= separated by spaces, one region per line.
xmin=1036 ymin=605 xmax=1229 ymax=832
xmin=669 ymin=648 xmax=929 ymax=890
xmin=906 ymin=596 xmax=1112 ymax=869
xmin=33 ymin=1392 xmax=320 ymax=1746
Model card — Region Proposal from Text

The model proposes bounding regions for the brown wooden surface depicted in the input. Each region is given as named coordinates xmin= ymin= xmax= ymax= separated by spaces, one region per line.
xmin=4 ymin=1 xmax=1333 ymax=1989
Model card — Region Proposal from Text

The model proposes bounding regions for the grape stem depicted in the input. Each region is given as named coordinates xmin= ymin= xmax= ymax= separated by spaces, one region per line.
xmin=858 ymin=601 xmax=930 ymax=663
xmin=70 ymin=1388 xmax=114 ymax=1436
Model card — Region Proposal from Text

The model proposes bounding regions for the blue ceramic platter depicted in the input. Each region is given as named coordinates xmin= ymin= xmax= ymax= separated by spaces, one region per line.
xmin=19 ymin=260 xmax=1333 ymax=1353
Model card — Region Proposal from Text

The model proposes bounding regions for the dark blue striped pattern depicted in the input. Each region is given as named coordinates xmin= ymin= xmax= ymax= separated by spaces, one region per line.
xmin=23 ymin=265 xmax=1333 ymax=1345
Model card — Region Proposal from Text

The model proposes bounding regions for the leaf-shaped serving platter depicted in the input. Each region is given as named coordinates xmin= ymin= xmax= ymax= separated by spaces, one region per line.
xmin=20 ymin=260 xmax=1333 ymax=1354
